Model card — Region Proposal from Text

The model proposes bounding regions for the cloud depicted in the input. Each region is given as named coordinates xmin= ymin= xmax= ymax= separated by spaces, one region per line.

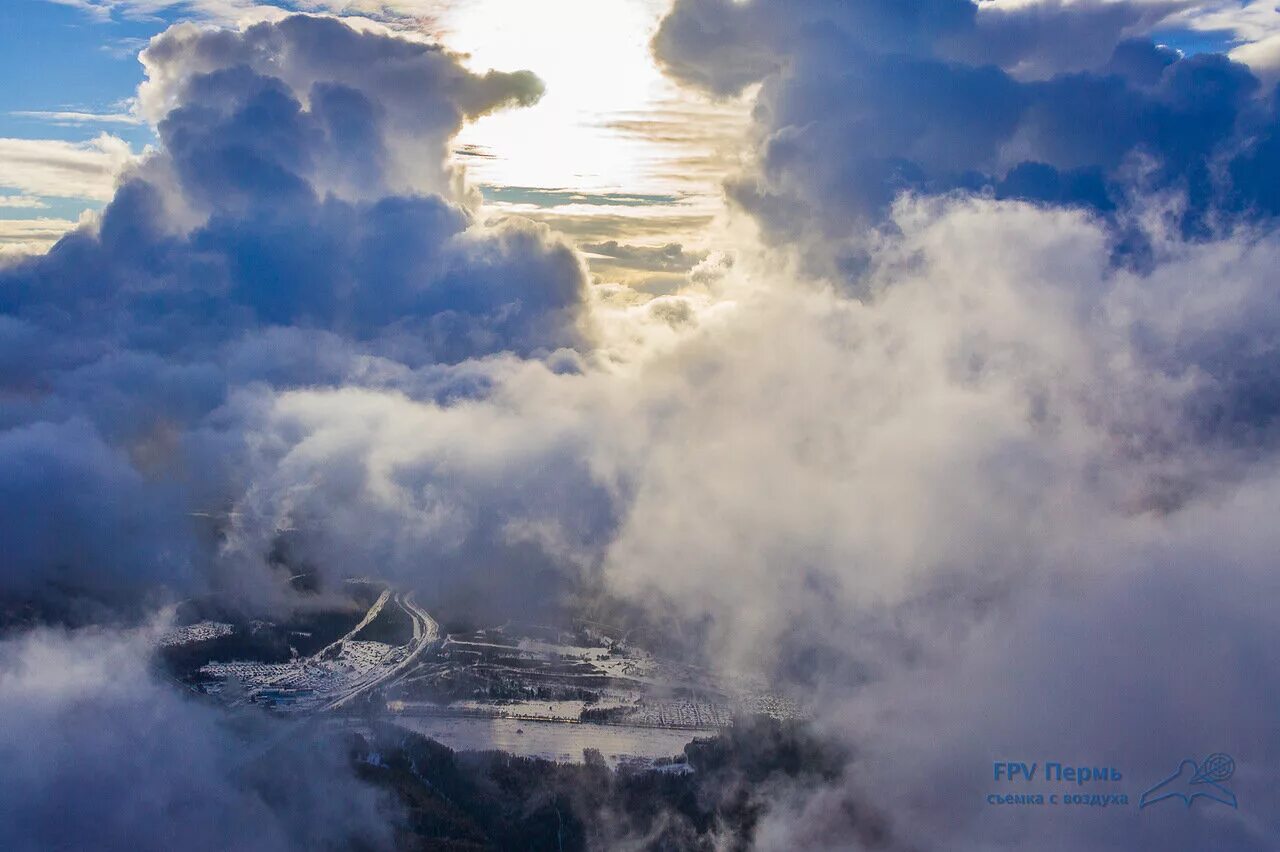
xmin=217 ymin=375 xmax=616 ymax=623
xmin=0 ymin=419 xmax=200 ymax=604
xmin=574 ymin=191 xmax=1280 ymax=849
xmin=580 ymin=239 xmax=710 ymax=291
xmin=178 ymin=189 xmax=1280 ymax=675
xmin=593 ymin=194 xmax=1280 ymax=657
xmin=836 ymin=519 xmax=1280 ymax=850
xmin=653 ymin=0 xmax=1280 ymax=277
xmin=582 ymin=240 xmax=708 ymax=273
xmin=953 ymin=0 xmax=1186 ymax=79
xmin=152 ymin=187 xmax=1280 ymax=850
xmin=0 ymin=626 xmax=394 ymax=851
xmin=0 ymin=134 xmax=135 ymax=201
xmin=0 ymin=217 xmax=81 ymax=258
xmin=41 ymin=0 xmax=270 ymax=23
xmin=134 ymin=15 xmax=544 ymax=198
xmin=0 ymin=14 xmax=588 ymax=609
xmin=10 ymin=110 xmax=143 ymax=126
xmin=0 ymin=195 xmax=51 ymax=210
xmin=1169 ymin=0 xmax=1280 ymax=43
xmin=1231 ymin=32 xmax=1280 ymax=90
xmin=598 ymin=1 xmax=1280 ymax=844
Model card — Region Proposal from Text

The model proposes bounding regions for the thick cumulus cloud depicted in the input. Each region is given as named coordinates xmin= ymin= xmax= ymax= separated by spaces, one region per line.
xmin=0 ymin=626 xmax=394 ymax=851
xmin=627 ymin=1 xmax=1280 ymax=847
xmin=654 ymin=0 xmax=1280 ymax=275
xmin=217 ymin=372 xmax=619 ymax=623
xmin=134 ymin=14 xmax=545 ymax=200
xmin=0 ymin=14 xmax=592 ymax=611
xmin=7 ymin=15 xmax=587 ymax=364
xmin=598 ymin=194 xmax=1280 ymax=657
xmin=597 ymin=198 xmax=1280 ymax=848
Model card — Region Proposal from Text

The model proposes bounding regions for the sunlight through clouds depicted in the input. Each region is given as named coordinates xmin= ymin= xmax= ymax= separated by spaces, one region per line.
xmin=431 ymin=0 xmax=750 ymax=281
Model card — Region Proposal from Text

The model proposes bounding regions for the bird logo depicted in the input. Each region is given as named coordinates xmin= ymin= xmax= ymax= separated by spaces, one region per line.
xmin=1139 ymin=753 xmax=1237 ymax=810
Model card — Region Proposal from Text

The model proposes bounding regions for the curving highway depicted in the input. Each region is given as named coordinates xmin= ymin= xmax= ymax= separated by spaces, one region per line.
xmin=321 ymin=590 xmax=438 ymax=712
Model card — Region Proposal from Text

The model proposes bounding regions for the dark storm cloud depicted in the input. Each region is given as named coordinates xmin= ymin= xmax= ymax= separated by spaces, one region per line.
xmin=653 ymin=0 xmax=1280 ymax=271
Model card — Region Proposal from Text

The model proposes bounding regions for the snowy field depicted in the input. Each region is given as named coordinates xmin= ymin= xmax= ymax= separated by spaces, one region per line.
xmin=158 ymin=621 xmax=234 ymax=647
xmin=389 ymin=714 xmax=715 ymax=767
xmin=200 ymin=640 xmax=402 ymax=710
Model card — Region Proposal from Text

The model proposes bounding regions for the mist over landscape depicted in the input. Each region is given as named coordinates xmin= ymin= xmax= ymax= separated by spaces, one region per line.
xmin=4 ymin=0 xmax=1280 ymax=849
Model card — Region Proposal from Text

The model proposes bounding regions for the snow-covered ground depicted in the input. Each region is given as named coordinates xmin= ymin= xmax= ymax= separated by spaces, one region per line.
xmin=389 ymin=714 xmax=715 ymax=767
xmin=193 ymin=588 xmax=437 ymax=712
xmin=174 ymin=588 xmax=797 ymax=754
xmin=200 ymin=640 xmax=402 ymax=710
xmin=158 ymin=621 xmax=234 ymax=647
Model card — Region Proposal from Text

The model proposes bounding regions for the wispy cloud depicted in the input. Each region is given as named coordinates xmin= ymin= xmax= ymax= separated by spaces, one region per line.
xmin=39 ymin=0 xmax=438 ymax=26
xmin=0 ymin=134 xmax=134 ymax=201
xmin=480 ymin=185 xmax=686 ymax=209
xmin=100 ymin=36 xmax=152 ymax=59
xmin=0 ymin=216 xmax=80 ymax=257
xmin=39 ymin=0 xmax=269 ymax=23
xmin=40 ymin=0 xmax=113 ymax=21
xmin=0 ymin=194 xmax=51 ymax=210
xmin=10 ymin=110 xmax=143 ymax=126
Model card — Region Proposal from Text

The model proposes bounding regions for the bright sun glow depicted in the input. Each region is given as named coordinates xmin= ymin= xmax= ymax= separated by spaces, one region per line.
xmin=434 ymin=0 xmax=742 ymax=198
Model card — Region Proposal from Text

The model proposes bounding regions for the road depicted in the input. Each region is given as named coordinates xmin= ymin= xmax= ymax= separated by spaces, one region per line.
xmin=315 ymin=586 xmax=391 ymax=659
xmin=321 ymin=590 xmax=438 ymax=712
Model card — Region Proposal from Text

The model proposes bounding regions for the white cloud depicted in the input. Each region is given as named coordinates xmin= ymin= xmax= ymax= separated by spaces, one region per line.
xmin=0 ymin=217 xmax=80 ymax=257
xmin=979 ymin=0 xmax=1280 ymax=43
xmin=0 ymin=15 xmax=586 ymax=609
xmin=40 ymin=0 xmax=273 ymax=23
xmin=10 ymin=110 xmax=143 ymax=126
xmin=0 ymin=134 xmax=135 ymax=201
xmin=1232 ymin=32 xmax=1280 ymax=90
xmin=41 ymin=0 xmax=450 ymax=26
xmin=0 ymin=195 xmax=51 ymax=209
xmin=1174 ymin=0 xmax=1280 ymax=42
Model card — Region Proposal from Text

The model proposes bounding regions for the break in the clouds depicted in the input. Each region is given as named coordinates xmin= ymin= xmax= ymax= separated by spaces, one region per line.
xmin=8 ymin=2 xmax=1280 ymax=850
